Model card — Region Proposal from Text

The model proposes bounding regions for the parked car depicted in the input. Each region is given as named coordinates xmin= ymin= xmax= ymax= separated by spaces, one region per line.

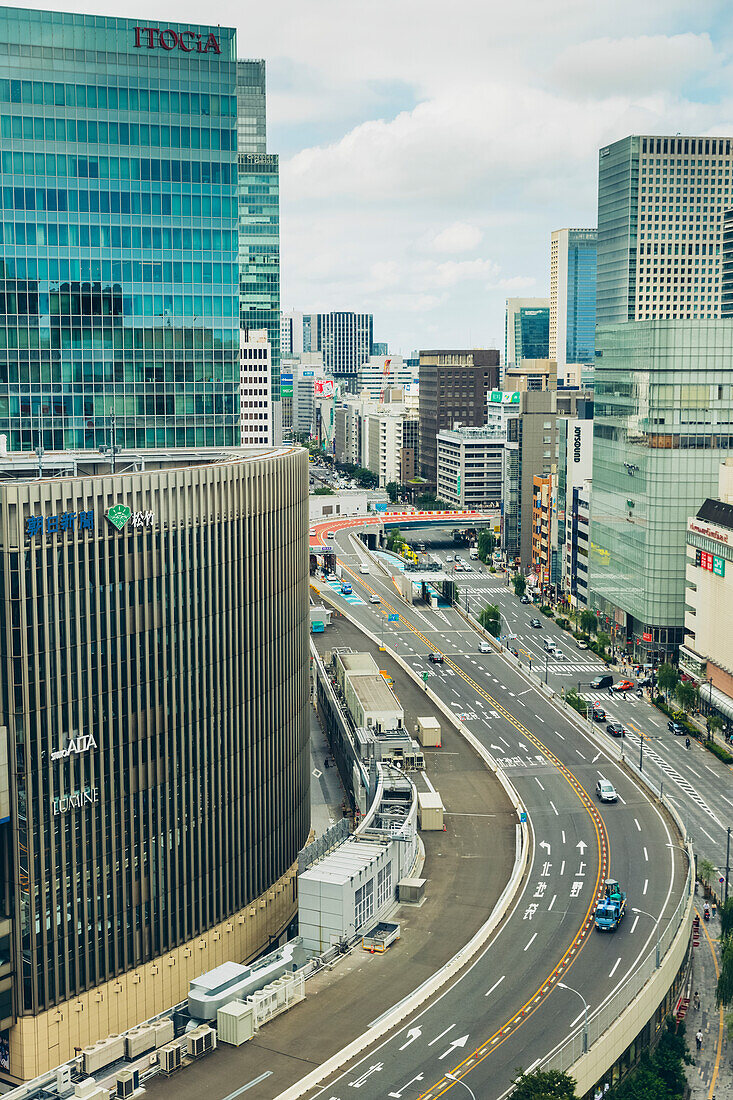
xmin=613 ymin=680 xmax=635 ymax=693
xmin=428 ymin=652 xmax=444 ymax=664
xmin=596 ymin=779 xmax=618 ymax=803
xmin=606 ymin=723 xmax=625 ymax=738
xmin=668 ymin=720 xmax=684 ymax=735
xmin=530 ymin=618 xmax=542 ymax=628
xmin=478 ymin=641 xmax=492 ymax=653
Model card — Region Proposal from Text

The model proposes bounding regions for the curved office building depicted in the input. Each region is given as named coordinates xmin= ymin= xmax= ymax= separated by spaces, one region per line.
xmin=0 ymin=446 xmax=310 ymax=1079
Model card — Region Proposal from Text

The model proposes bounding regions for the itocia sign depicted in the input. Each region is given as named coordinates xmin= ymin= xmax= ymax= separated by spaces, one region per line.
xmin=134 ymin=27 xmax=221 ymax=53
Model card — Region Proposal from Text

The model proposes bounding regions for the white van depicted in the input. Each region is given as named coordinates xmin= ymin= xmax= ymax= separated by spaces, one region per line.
xmin=359 ymin=564 xmax=369 ymax=574
xmin=469 ymin=547 xmax=478 ymax=560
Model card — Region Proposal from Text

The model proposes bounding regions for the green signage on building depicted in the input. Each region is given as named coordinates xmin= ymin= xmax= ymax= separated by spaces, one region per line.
xmin=107 ymin=504 xmax=131 ymax=530
xmin=489 ymin=390 xmax=520 ymax=405
xmin=714 ymin=555 xmax=725 ymax=577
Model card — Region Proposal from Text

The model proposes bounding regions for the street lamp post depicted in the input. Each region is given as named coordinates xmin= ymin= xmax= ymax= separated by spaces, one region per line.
xmin=666 ymin=842 xmax=694 ymax=896
xmin=444 ymin=1072 xmax=476 ymax=1100
xmin=726 ymin=827 xmax=731 ymax=905
xmin=557 ymin=981 xmax=589 ymax=1053
xmin=632 ymin=907 xmax=661 ymax=968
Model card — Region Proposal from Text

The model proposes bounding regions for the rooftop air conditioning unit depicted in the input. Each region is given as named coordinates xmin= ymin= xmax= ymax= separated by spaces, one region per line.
xmin=159 ymin=1042 xmax=182 ymax=1074
xmin=115 ymin=1067 xmax=139 ymax=1099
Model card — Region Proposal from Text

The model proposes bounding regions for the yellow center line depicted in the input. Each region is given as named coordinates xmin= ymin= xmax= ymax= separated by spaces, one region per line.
xmin=696 ymin=909 xmax=723 ymax=1099
xmin=337 ymin=560 xmax=612 ymax=1097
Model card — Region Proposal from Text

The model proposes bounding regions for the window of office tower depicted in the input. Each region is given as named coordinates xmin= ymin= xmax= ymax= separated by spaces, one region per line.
xmin=0 ymin=8 xmax=239 ymax=452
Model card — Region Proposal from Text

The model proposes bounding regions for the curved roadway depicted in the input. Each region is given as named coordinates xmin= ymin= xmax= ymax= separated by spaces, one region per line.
xmin=303 ymin=520 xmax=689 ymax=1100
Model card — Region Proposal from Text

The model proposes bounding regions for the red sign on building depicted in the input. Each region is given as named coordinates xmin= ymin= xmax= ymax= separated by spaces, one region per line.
xmin=642 ymin=632 xmax=653 ymax=642
xmin=701 ymin=550 xmax=714 ymax=572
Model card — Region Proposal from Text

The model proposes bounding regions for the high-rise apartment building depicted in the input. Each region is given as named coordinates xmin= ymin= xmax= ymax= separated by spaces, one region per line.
xmin=549 ymin=229 xmax=597 ymax=385
xmin=279 ymin=311 xmax=373 ymax=387
xmin=418 ymin=349 xmax=500 ymax=486
xmin=596 ymin=134 xmax=733 ymax=326
xmin=504 ymin=299 xmax=550 ymax=367
xmin=0 ymin=7 xmax=241 ymax=451
xmin=239 ymin=329 xmax=273 ymax=444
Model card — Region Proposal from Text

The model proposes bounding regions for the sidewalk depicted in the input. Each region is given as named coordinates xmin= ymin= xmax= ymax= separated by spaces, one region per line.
xmin=687 ymin=903 xmax=730 ymax=1100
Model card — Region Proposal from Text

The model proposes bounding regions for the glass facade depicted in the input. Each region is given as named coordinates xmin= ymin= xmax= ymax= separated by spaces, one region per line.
xmin=0 ymin=7 xmax=240 ymax=451
xmin=596 ymin=137 xmax=638 ymax=326
xmin=236 ymin=60 xmax=266 ymax=154
xmin=590 ymin=320 xmax=733 ymax=658
xmin=514 ymin=306 xmax=549 ymax=361
xmin=565 ymin=230 xmax=597 ymax=364
xmin=238 ymin=153 xmax=280 ymax=402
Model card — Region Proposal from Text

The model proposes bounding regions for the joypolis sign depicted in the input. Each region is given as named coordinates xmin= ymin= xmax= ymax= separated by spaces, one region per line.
xmin=134 ymin=26 xmax=221 ymax=53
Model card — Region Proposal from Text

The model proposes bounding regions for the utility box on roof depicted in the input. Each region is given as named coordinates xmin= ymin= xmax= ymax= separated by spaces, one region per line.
xmin=217 ymin=1001 xmax=255 ymax=1046
xmin=418 ymin=791 xmax=444 ymax=831
xmin=416 ymin=716 xmax=441 ymax=747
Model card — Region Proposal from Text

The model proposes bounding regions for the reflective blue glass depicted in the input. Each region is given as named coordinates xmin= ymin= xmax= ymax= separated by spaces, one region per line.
xmin=0 ymin=6 xmax=239 ymax=449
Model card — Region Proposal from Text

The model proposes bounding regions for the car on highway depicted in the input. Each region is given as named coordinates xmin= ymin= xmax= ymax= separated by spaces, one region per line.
xmin=369 ymin=594 xmax=381 ymax=604
xmin=606 ymin=722 xmax=626 ymax=738
xmin=596 ymin=779 xmax=618 ymax=803
xmin=591 ymin=705 xmax=606 ymax=721
xmin=428 ymin=652 xmax=444 ymax=664
xmin=668 ymin=720 xmax=685 ymax=735
xmin=613 ymin=680 xmax=635 ymax=693
xmin=478 ymin=641 xmax=492 ymax=653
xmin=530 ymin=618 xmax=542 ymax=628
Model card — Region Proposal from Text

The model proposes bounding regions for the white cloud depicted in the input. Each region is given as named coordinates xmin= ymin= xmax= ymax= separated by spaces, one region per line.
xmin=550 ymin=33 xmax=718 ymax=97
xmin=430 ymin=223 xmax=483 ymax=253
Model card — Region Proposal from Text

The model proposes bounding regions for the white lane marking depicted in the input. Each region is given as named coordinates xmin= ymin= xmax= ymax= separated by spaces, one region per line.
xmin=535 ymin=778 xmax=545 ymax=790
xmin=609 ymin=957 xmax=621 ymax=978
xmin=571 ymin=1009 xmax=586 ymax=1027
xmin=705 ymin=766 xmax=717 ymax=776
xmin=548 ymin=894 xmax=557 ymax=911
xmin=592 ymin=753 xmax=600 ymax=763
xmin=560 ymin=861 xmax=565 ymax=875
xmin=561 ymin=831 xmax=566 ymax=844
xmin=536 ymin=716 xmax=545 ymax=722
xmin=499 ymin=736 xmax=510 ymax=748
xmin=630 ymin=915 xmax=639 ymax=934
xmin=556 ymin=732 xmax=565 ymax=740
xmin=484 ymin=976 xmax=505 ymax=999
xmin=721 ymin=795 xmax=733 ymax=809
xmin=429 ymin=1024 xmax=455 ymax=1046
xmin=576 ymin=749 xmax=585 ymax=759
xmin=687 ymin=766 xmax=701 ymax=778
xmin=550 ymin=801 xmax=559 ymax=816
xmin=634 ymin=818 xmax=641 ymax=832
xmin=643 ymin=847 xmax=648 ymax=861
xmin=524 ymin=932 xmax=538 ymax=952
xmin=643 ymin=878 xmax=648 ymax=895
xmin=700 ymin=826 xmax=716 ymax=843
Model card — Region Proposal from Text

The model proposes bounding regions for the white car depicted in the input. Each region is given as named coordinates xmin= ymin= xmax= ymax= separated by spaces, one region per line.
xmin=359 ymin=564 xmax=370 ymax=574
xmin=554 ymin=649 xmax=566 ymax=660
xmin=596 ymin=780 xmax=618 ymax=803
xmin=478 ymin=641 xmax=491 ymax=653
xmin=369 ymin=594 xmax=381 ymax=604
xmin=577 ymin=640 xmax=588 ymax=650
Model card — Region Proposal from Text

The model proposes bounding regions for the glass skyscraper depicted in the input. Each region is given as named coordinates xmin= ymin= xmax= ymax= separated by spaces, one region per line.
xmin=0 ymin=7 xmax=240 ymax=452
xmin=591 ymin=134 xmax=733 ymax=661
xmin=550 ymin=229 xmax=597 ymax=380
xmin=504 ymin=298 xmax=549 ymax=367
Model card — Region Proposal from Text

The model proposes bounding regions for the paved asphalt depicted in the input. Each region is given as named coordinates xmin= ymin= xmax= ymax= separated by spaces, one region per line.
xmin=301 ymin=524 xmax=689 ymax=1100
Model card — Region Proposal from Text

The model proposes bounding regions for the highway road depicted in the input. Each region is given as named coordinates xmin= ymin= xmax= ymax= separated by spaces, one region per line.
xmin=303 ymin=522 xmax=690 ymax=1100
xmin=416 ymin=528 xmax=733 ymax=878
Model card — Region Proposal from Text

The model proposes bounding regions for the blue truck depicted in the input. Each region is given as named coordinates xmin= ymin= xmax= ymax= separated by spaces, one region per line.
xmin=595 ymin=878 xmax=627 ymax=931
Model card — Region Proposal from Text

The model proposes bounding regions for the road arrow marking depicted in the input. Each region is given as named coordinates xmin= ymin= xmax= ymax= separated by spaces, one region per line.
xmin=540 ymin=841 xmax=551 ymax=854
xmin=399 ymin=1027 xmax=422 ymax=1050
xmin=439 ymin=1035 xmax=469 ymax=1060
xmin=388 ymin=1075 xmax=424 ymax=1098
xmin=517 ymin=740 xmax=527 ymax=749
xmin=490 ymin=744 xmax=502 ymax=750
xmin=576 ymin=840 xmax=587 ymax=854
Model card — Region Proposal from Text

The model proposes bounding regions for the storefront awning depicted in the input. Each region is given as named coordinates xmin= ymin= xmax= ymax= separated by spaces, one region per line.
xmin=699 ymin=682 xmax=733 ymax=723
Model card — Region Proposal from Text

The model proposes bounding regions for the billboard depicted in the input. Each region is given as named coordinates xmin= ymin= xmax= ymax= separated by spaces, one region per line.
xmin=315 ymin=380 xmax=335 ymax=398
xmin=281 ymin=372 xmax=293 ymax=398
xmin=489 ymin=390 xmax=520 ymax=405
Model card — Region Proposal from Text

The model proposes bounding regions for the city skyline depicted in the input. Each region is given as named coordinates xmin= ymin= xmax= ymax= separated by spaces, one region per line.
xmin=17 ymin=0 xmax=733 ymax=355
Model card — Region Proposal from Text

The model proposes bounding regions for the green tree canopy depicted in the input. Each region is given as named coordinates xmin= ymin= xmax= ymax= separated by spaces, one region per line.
xmin=480 ymin=603 xmax=501 ymax=638
xmin=718 ymin=933 xmax=733 ymax=1007
xmin=657 ymin=663 xmax=679 ymax=699
xmin=580 ymin=609 xmax=596 ymax=634
xmin=477 ymin=530 xmax=496 ymax=562
xmin=385 ymin=481 xmax=399 ymax=504
xmin=510 ymin=1069 xmax=578 ymax=1100
xmin=597 ymin=631 xmax=610 ymax=650
xmin=675 ymin=680 xmax=698 ymax=714
xmin=513 ymin=574 xmax=527 ymax=598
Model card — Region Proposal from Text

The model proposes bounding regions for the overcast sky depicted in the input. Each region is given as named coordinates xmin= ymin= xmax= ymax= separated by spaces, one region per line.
xmin=25 ymin=0 xmax=733 ymax=354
